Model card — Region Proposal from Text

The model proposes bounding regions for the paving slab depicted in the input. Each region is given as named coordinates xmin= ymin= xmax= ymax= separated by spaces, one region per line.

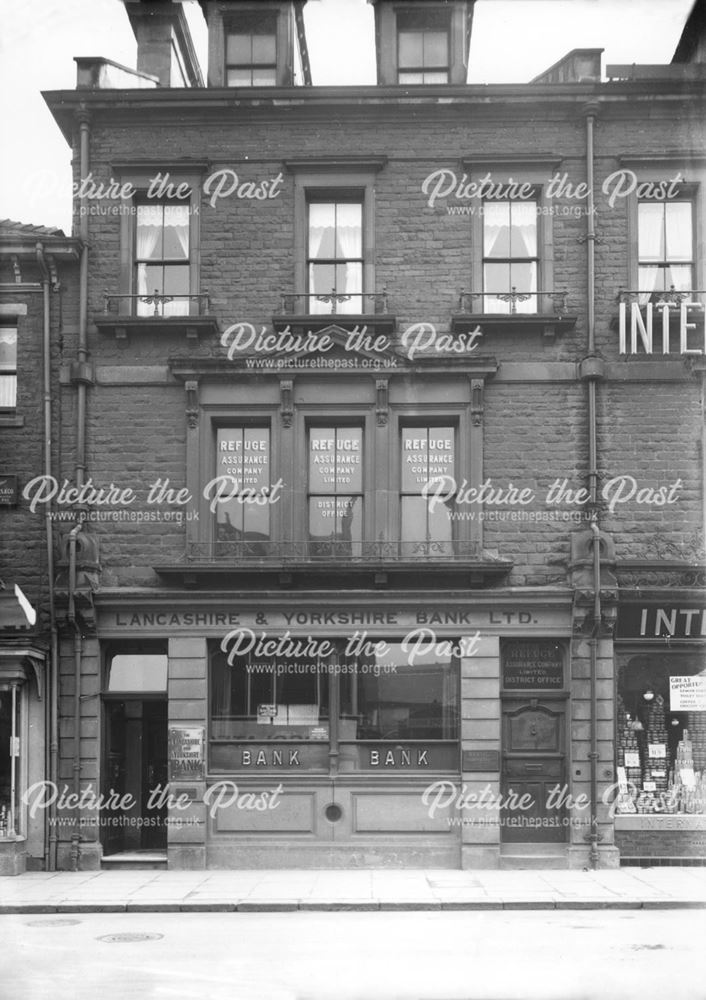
xmin=1 ymin=868 xmax=705 ymax=913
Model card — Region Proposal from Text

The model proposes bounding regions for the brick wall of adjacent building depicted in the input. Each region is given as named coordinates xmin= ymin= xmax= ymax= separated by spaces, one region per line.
xmin=0 ymin=259 xmax=79 ymax=616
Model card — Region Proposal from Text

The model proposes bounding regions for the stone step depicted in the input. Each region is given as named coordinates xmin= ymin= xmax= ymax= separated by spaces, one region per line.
xmin=101 ymin=851 xmax=167 ymax=871
xmin=499 ymin=854 xmax=568 ymax=870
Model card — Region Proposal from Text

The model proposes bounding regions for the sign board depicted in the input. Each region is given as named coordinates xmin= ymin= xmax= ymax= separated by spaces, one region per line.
xmin=168 ymin=727 xmax=205 ymax=781
xmin=0 ymin=475 xmax=18 ymax=506
xmin=624 ymin=751 xmax=640 ymax=768
xmin=618 ymin=605 xmax=706 ymax=640
xmin=648 ymin=743 xmax=666 ymax=759
xmin=670 ymin=676 xmax=706 ymax=711
xmin=502 ymin=641 xmax=564 ymax=690
xmin=257 ymin=704 xmax=278 ymax=723
xmin=462 ymin=749 xmax=500 ymax=772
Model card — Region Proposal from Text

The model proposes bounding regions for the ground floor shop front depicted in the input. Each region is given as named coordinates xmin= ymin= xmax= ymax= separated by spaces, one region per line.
xmin=50 ymin=589 xmax=626 ymax=871
xmin=33 ymin=588 xmax=706 ymax=871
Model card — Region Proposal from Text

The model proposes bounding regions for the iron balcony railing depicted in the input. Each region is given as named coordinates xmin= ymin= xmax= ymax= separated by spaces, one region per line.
xmin=617 ymin=287 xmax=706 ymax=309
xmin=186 ymin=538 xmax=481 ymax=564
xmin=103 ymin=291 xmax=212 ymax=317
xmin=279 ymin=289 xmax=389 ymax=316
xmin=457 ymin=289 xmax=569 ymax=316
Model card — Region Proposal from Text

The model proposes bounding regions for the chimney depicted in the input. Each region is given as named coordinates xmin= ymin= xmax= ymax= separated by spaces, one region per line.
xmin=200 ymin=1 xmax=311 ymax=87
xmin=124 ymin=1 xmax=203 ymax=87
xmin=368 ymin=0 xmax=475 ymax=86
xmin=531 ymin=49 xmax=603 ymax=85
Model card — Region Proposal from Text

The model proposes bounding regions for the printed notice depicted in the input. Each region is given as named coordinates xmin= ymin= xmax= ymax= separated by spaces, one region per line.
xmin=669 ymin=675 xmax=706 ymax=711
xmin=168 ymin=726 xmax=205 ymax=780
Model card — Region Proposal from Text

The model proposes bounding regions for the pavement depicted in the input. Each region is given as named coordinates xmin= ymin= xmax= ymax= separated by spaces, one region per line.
xmin=1 ymin=866 xmax=706 ymax=913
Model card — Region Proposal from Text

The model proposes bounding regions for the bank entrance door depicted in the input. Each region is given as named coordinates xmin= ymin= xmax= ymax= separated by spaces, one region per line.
xmin=102 ymin=698 xmax=168 ymax=856
xmin=500 ymin=699 xmax=567 ymax=843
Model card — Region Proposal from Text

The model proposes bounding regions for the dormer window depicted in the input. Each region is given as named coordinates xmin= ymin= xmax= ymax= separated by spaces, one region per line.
xmin=397 ymin=10 xmax=450 ymax=84
xmin=226 ymin=13 xmax=277 ymax=86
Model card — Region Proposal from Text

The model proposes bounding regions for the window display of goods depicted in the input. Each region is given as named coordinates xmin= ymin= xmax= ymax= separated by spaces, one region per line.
xmin=615 ymin=695 xmax=706 ymax=815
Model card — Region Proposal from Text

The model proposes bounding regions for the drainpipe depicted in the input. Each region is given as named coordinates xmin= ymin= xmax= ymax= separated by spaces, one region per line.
xmin=583 ymin=103 xmax=601 ymax=870
xmin=77 ymin=112 xmax=90 ymax=490
xmin=67 ymin=522 xmax=83 ymax=871
xmin=67 ymin=111 xmax=91 ymax=871
xmin=36 ymin=243 xmax=60 ymax=871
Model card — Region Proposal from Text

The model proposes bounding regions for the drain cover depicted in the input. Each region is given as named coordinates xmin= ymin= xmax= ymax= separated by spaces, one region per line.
xmin=97 ymin=932 xmax=163 ymax=943
xmin=26 ymin=919 xmax=82 ymax=927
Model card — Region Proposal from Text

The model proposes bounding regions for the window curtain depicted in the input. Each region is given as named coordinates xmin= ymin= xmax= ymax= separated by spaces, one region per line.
xmin=136 ymin=206 xmax=162 ymax=264
xmin=483 ymin=201 xmax=508 ymax=258
xmin=165 ymin=204 xmax=190 ymax=258
xmin=335 ymin=204 xmax=363 ymax=307
xmin=510 ymin=201 xmax=537 ymax=258
xmin=135 ymin=206 xmax=162 ymax=309
xmin=638 ymin=203 xmax=664 ymax=264
xmin=307 ymin=204 xmax=329 ymax=313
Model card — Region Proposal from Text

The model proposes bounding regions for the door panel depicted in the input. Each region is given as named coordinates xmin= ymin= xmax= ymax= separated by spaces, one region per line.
xmin=501 ymin=700 xmax=566 ymax=843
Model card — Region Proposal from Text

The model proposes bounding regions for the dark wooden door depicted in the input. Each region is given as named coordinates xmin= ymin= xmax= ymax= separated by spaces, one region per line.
xmin=141 ymin=700 xmax=168 ymax=849
xmin=501 ymin=700 xmax=567 ymax=843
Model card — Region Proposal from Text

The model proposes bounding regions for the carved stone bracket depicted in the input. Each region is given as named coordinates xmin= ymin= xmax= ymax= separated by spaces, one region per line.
xmin=280 ymin=379 xmax=294 ymax=427
xmin=185 ymin=380 xmax=199 ymax=430
xmin=470 ymin=378 xmax=484 ymax=426
xmin=375 ymin=378 xmax=389 ymax=426
xmin=47 ymin=255 xmax=60 ymax=292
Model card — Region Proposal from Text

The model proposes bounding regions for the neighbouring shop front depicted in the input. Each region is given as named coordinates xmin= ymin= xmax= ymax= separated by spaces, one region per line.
xmin=0 ymin=588 xmax=46 ymax=875
xmin=614 ymin=599 xmax=706 ymax=864
xmin=55 ymin=591 xmax=620 ymax=870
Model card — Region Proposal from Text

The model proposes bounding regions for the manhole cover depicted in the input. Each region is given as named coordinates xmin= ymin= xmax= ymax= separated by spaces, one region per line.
xmin=26 ymin=919 xmax=82 ymax=927
xmin=97 ymin=933 xmax=163 ymax=943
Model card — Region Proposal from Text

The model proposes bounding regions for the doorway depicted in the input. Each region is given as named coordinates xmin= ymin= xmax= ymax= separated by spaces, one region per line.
xmin=102 ymin=698 xmax=168 ymax=856
xmin=501 ymin=699 xmax=567 ymax=843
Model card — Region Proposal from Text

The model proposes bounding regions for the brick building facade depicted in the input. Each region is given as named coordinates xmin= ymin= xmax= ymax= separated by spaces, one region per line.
xmin=2 ymin=0 xmax=705 ymax=871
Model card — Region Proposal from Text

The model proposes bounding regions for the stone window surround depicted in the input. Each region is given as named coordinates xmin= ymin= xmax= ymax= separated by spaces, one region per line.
xmin=620 ymin=156 xmax=706 ymax=293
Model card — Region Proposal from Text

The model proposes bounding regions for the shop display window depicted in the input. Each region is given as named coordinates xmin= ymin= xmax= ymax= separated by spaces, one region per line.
xmin=0 ymin=685 xmax=21 ymax=838
xmin=209 ymin=639 xmax=459 ymax=753
xmin=615 ymin=653 xmax=706 ymax=814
